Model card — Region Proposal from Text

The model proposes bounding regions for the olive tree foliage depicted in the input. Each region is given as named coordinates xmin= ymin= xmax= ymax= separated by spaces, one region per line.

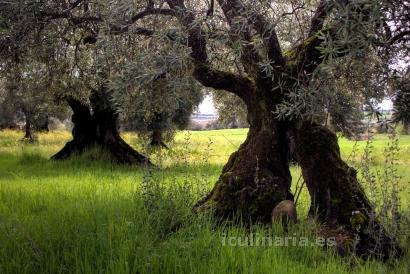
xmin=271 ymin=1 xmax=381 ymax=120
xmin=0 ymin=0 xmax=407 ymax=115
xmin=0 ymin=78 xmax=22 ymax=129
xmin=306 ymin=52 xmax=391 ymax=137
xmin=0 ymin=1 xmax=95 ymax=139
xmin=269 ymin=0 xmax=409 ymax=139
xmin=0 ymin=0 xmax=155 ymax=98
xmin=105 ymin=33 xmax=204 ymax=147
xmin=0 ymin=0 xmax=96 ymax=103
xmin=211 ymin=50 xmax=386 ymax=135
xmin=1 ymin=0 xmax=409 ymax=257
xmin=212 ymin=90 xmax=248 ymax=128
xmin=208 ymin=1 xmax=401 ymax=135
xmin=0 ymin=61 xmax=70 ymax=140
xmin=392 ymin=70 xmax=410 ymax=134
xmin=376 ymin=0 xmax=410 ymax=66
xmin=0 ymin=4 xmax=74 ymax=135
xmin=377 ymin=1 xmax=410 ymax=134
xmin=0 ymin=0 xmax=201 ymax=148
xmin=159 ymin=0 xmax=408 ymax=258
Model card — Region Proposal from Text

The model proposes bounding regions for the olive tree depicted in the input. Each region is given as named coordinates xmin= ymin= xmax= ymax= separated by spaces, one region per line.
xmin=2 ymin=0 xmax=408 ymax=258
xmin=163 ymin=0 xmax=407 ymax=258
xmin=392 ymin=71 xmax=410 ymax=134
xmin=213 ymin=90 xmax=248 ymax=128
xmin=110 ymin=34 xmax=204 ymax=148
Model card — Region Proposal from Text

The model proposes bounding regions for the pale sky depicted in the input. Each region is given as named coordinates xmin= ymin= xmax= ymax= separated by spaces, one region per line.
xmin=197 ymin=96 xmax=393 ymax=114
xmin=378 ymin=99 xmax=393 ymax=111
xmin=197 ymin=95 xmax=216 ymax=114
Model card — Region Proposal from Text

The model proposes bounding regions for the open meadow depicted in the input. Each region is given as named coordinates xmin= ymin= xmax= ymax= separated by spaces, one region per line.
xmin=0 ymin=129 xmax=409 ymax=274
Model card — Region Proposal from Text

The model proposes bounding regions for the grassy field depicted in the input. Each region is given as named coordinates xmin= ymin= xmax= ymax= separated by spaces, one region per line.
xmin=0 ymin=129 xmax=409 ymax=274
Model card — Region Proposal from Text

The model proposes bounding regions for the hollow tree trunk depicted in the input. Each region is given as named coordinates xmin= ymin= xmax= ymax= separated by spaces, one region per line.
xmin=90 ymin=88 xmax=151 ymax=165
xmin=51 ymin=98 xmax=96 ymax=159
xmin=194 ymin=92 xmax=293 ymax=223
xmin=294 ymin=121 xmax=403 ymax=259
xmin=52 ymin=88 xmax=151 ymax=165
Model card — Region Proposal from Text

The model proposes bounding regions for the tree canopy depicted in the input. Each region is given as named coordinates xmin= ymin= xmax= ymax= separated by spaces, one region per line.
xmin=0 ymin=0 xmax=409 ymax=259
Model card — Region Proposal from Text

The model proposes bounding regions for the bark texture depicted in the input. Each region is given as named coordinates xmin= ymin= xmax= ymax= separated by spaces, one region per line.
xmin=166 ymin=0 xmax=403 ymax=258
xmin=294 ymin=121 xmax=403 ymax=258
xmin=194 ymin=91 xmax=293 ymax=223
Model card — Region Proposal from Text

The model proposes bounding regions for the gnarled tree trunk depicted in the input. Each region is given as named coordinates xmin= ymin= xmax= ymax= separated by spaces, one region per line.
xmin=194 ymin=91 xmax=293 ymax=223
xmin=23 ymin=118 xmax=35 ymax=143
xmin=294 ymin=121 xmax=403 ymax=259
xmin=51 ymin=97 xmax=96 ymax=160
xmin=52 ymin=87 xmax=151 ymax=165
xmin=167 ymin=0 xmax=403 ymax=258
xmin=150 ymin=129 xmax=168 ymax=148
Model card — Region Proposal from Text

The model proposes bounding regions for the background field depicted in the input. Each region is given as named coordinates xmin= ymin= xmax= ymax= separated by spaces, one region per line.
xmin=0 ymin=129 xmax=409 ymax=273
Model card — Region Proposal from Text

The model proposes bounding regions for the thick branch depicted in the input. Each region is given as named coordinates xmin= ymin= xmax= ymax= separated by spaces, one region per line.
xmin=216 ymin=0 xmax=263 ymax=75
xmin=166 ymin=0 xmax=208 ymax=63
xmin=389 ymin=30 xmax=410 ymax=45
xmin=193 ymin=62 xmax=255 ymax=100
xmin=167 ymin=0 xmax=254 ymax=99
xmin=285 ymin=0 xmax=335 ymax=74
xmin=308 ymin=0 xmax=334 ymax=36
xmin=217 ymin=0 xmax=284 ymax=67
xmin=288 ymin=0 xmax=362 ymax=74
xmin=66 ymin=0 xmax=84 ymax=11
xmin=113 ymin=8 xmax=175 ymax=34
xmin=39 ymin=5 xmax=173 ymax=36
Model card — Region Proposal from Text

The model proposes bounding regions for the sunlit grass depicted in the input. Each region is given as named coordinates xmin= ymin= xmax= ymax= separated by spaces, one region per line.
xmin=0 ymin=129 xmax=409 ymax=273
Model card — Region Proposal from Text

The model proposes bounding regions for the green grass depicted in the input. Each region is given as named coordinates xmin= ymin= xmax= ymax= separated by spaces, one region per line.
xmin=0 ymin=129 xmax=409 ymax=274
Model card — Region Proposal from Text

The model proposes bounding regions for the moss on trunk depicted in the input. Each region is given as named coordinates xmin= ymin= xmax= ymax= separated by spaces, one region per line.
xmin=194 ymin=96 xmax=293 ymax=223
xmin=294 ymin=121 xmax=403 ymax=259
